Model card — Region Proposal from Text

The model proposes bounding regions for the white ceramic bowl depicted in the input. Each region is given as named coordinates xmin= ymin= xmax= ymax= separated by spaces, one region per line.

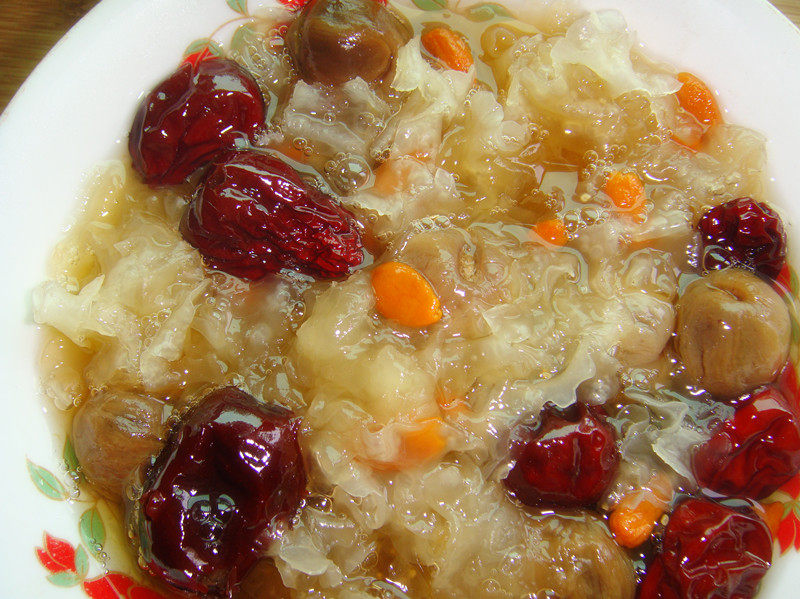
xmin=1 ymin=0 xmax=799 ymax=596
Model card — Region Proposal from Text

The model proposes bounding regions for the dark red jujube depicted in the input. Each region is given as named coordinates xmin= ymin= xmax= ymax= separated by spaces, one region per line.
xmin=692 ymin=386 xmax=800 ymax=500
xmin=503 ymin=402 xmax=620 ymax=508
xmin=637 ymin=556 xmax=682 ymax=599
xmin=181 ymin=149 xmax=364 ymax=280
xmin=127 ymin=387 xmax=307 ymax=597
xmin=698 ymin=197 xmax=787 ymax=279
xmin=639 ymin=498 xmax=772 ymax=599
xmin=129 ymin=58 xmax=265 ymax=186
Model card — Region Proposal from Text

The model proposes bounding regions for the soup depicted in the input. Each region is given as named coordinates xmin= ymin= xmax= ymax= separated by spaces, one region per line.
xmin=32 ymin=0 xmax=800 ymax=597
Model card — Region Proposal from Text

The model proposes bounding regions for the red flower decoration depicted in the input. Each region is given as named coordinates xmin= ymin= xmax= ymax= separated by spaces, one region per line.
xmin=276 ymin=0 xmax=311 ymax=9
xmin=775 ymin=509 xmax=800 ymax=553
xmin=181 ymin=48 xmax=218 ymax=68
xmin=781 ymin=472 xmax=800 ymax=499
xmin=775 ymin=263 xmax=798 ymax=297
xmin=763 ymin=473 xmax=800 ymax=554
xmin=83 ymin=572 xmax=166 ymax=599
xmin=36 ymin=533 xmax=77 ymax=574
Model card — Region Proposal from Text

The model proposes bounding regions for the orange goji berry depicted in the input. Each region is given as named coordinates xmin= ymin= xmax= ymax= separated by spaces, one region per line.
xmin=421 ymin=27 xmax=474 ymax=73
xmin=401 ymin=419 xmax=447 ymax=465
xmin=605 ymin=171 xmax=645 ymax=211
xmin=531 ymin=218 xmax=568 ymax=246
xmin=371 ymin=262 xmax=442 ymax=328
xmin=365 ymin=419 xmax=447 ymax=471
xmin=609 ymin=472 xmax=673 ymax=548
xmin=676 ymin=72 xmax=722 ymax=126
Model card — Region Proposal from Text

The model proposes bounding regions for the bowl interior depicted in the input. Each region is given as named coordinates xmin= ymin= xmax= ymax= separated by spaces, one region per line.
xmin=1 ymin=0 xmax=799 ymax=595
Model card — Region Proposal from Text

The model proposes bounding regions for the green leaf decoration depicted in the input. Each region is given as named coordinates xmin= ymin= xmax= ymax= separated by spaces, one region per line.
xmin=464 ymin=2 xmax=512 ymax=21
xmin=227 ymin=0 xmax=248 ymax=14
xmin=63 ymin=437 xmax=80 ymax=478
xmin=46 ymin=571 xmax=82 ymax=587
xmin=27 ymin=459 xmax=67 ymax=501
xmin=73 ymin=546 xmax=89 ymax=579
xmin=183 ymin=38 xmax=223 ymax=60
xmin=231 ymin=23 xmax=257 ymax=53
xmin=768 ymin=488 xmax=794 ymax=504
xmin=792 ymin=314 xmax=800 ymax=346
xmin=790 ymin=266 xmax=800 ymax=298
xmin=79 ymin=507 xmax=106 ymax=560
xmin=412 ymin=0 xmax=448 ymax=11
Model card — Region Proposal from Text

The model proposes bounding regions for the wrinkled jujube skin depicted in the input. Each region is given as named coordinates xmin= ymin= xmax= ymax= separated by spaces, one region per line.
xmin=692 ymin=386 xmax=800 ymax=499
xmin=181 ymin=149 xmax=364 ymax=280
xmin=698 ymin=197 xmax=787 ymax=279
xmin=127 ymin=387 xmax=307 ymax=597
xmin=650 ymin=498 xmax=772 ymax=599
xmin=129 ymin=58 xmax=265 ymax=186
xmin=637 ymin=556 xmax=682 ymax=599
xmin=503 ymin=402 xmax=620 ymax=507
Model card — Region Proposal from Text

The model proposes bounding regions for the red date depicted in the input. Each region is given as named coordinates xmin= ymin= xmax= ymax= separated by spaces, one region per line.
xmin=698 ymin=197 xmax=786 ymax=279
xmin=503 ymin=402 xmax=619 ymax=508
xmin=181 ymin=149 xmax=364 ymax=280
xmin=641 ymin=498 xmax=772 ymax=599
xmin=129 ymin=58 xmax=265 ymax=186
xmin=692 ymin=386 xmax=800 ymax=499
xmin=127 ymin=387 xmax=307 ymax=596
